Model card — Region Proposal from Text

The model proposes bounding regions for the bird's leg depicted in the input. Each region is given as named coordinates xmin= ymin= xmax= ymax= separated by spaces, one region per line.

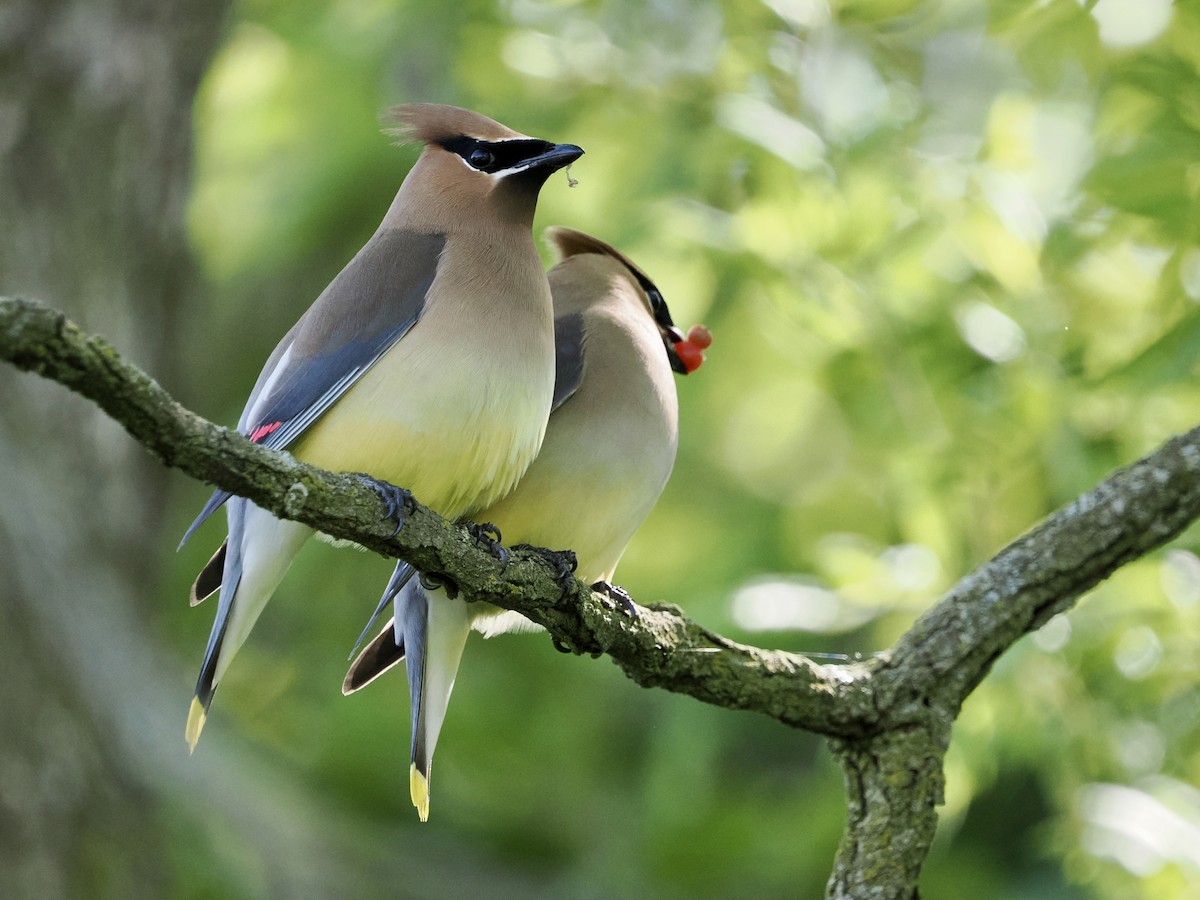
xmin=512 ymin=544 xmax=578 ymax=592
xmin=354 ymin=474 xmax=415 ymax=537
xmin=464 ymin=521 xmax=508 ymax=564
xmin=592 ymin=581 xmax=638 ymax=619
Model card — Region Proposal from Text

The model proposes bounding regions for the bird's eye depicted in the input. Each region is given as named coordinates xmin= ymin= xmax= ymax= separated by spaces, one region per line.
xmin=469 ymin=148 xmax=495 ymax=169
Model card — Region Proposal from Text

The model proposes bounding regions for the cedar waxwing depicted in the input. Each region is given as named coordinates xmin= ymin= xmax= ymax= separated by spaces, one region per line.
xmin=180 ymin=105 xmax=583 ymax=750
xmin=342 ymin=228 xmax=711 ymax=821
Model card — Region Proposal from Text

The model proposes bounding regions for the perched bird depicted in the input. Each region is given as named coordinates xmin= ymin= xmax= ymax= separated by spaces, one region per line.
xmin=343 ymin=227 xmax=711 ymax=821
xmin=181 ymin=104 xmax=583 ymax=750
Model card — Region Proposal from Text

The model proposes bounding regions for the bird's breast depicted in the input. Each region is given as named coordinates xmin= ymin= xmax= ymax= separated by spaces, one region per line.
xmin=291 ymin=274 xmax=554 ymax=519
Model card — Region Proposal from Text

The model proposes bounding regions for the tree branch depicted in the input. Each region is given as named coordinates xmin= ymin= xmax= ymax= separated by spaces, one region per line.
xmin=0 ymin=294 xmax=868 ymax=735
xmin=7 ymin=292 xmax=1199 ymax=898
xmin=875 ymin=426 xmax=1200 ymax=724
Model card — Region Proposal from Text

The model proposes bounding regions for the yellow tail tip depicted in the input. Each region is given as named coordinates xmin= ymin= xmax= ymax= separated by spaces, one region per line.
xmin=410 ymin=764 xmax=430 ymax=823
xmin=185 ymin=698 xmax=207 ymax=754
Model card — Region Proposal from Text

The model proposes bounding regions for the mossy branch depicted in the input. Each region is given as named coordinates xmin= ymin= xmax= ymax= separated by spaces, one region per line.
xmin=0 ymin=295 xmax=870 ymax=731
xmin=6 ymin=292 xmax=1200 ymax=898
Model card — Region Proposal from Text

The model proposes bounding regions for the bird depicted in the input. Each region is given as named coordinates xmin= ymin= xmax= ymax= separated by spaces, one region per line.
xmin=342 ymin=227 xmax=711 ymax=821
xmin=180 ymin=104 xmax=583 ymax=751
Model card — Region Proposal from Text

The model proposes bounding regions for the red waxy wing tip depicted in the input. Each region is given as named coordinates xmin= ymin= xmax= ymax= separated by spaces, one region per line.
xmin=249 ymin=421 xmax=282 ymax=443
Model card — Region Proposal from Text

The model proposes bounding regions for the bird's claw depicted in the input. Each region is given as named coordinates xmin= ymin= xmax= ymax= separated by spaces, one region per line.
xmin=354 ymin=474 xmax=415 ymax=537
xmin=551 ymin=635 xmax=574 ymax=654
xmin=513 ymin=544 xmax=578 ymax=591
xmin=465 ymin=521 xmax=508 ymax=564
xmin=593 ymin=581 xmax=638 ymax=619
xmin=419 ymin=571 xmax=459 ymax=600
xmin=411 ymin=523 xmax=508 ymax=601
xmin=411 ymin=521 xmax=504 ymax=599
xmin=549 ymin=634 xmax=600 ymax=658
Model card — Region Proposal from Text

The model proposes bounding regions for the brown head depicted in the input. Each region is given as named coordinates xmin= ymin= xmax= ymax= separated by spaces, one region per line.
xmin=545 ymin=227 xmax=705 ymax=375
xmin=385 ymin=104 xmax=583 ymax=231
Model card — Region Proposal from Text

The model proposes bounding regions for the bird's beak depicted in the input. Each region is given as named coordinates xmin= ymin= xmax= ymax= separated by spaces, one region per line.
xmin=662 ymin=327 xmax=689 ymax=375
xmin=519 ymin=143 xmax=585 ymax=174
xmin=644 ymin=288 xmax=691 ymax=375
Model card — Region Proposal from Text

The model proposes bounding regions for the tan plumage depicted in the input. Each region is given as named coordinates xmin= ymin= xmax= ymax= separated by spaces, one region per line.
xmin=474 ymin=229 xmax=681 ymax=589
xmin=182 ymin=105 xmax=582 ymax=749
xmin=345 ymin=228 xmax=697 ymax=821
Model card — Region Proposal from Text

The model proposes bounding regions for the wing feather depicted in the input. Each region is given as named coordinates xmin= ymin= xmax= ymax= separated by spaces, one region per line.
xmin=180 ymin=228 xmax=445 ymax=544
xmin=550 ymin=312 xmax=586 ymax=413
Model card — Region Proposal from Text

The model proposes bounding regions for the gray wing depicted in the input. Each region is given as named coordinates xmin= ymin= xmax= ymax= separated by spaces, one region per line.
xmin=551 ymin=312 xmax=586 ymax=413
xmin=181 ymin=228 xmax=445 ymax=545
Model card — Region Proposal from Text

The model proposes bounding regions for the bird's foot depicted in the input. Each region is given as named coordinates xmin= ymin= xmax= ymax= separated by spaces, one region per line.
xmin=512 ymin=544 xmax=578 ymax=591
xmin=417 ymin=522 xmax=506 ymax=599
xmin=592 ymin=581 xmax=638 ymax=619
xmin=550 ymin=633 xmax=603 ymax=659
xmin=551 ymin=635 xmax=575 ymax=654
xmin=354 ymin=474 xmax=415 ymax=536
xmin=419 ymin=571 xmax=459 ymax=600
xmin=465 ymin=521 xmax=508 ymax=564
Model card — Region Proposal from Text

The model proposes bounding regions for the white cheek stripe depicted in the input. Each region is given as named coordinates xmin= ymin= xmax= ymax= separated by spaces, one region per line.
xmin=451 ymin=156 xmax=535 ymax=180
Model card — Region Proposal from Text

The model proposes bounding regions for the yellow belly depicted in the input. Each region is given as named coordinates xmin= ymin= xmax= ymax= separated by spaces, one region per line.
xmin=474 ymin=456 xmax=655 ymax=584
xmin=290 ymin=333 xmax=551 ymax=520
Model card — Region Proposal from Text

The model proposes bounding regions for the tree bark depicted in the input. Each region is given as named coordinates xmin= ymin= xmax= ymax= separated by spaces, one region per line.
xmin=827 ymin=726 xmax=948 ymax=900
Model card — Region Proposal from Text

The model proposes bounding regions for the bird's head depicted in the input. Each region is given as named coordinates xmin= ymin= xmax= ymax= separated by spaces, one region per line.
xmin=389 ymin=104 xmax=584 ymax=227
xmin=544 ymin=227 xmax=710 ymax=375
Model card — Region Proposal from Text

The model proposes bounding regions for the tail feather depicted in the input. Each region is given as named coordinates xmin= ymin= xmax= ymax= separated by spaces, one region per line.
xmin=189 ymin=541 xmax=226 ymax=606
xmin=179 ymin=488 xmax=233 ymax=549
xmin=343 ymin=619 xmax=405 ymax=694
xmin=185 ymin=698 xmax=208 ymax=754
xmin=187 ymin=500 xmax=310 ymax=749
xmin=344 ymin=561 xmax=418 ymax=693
xmin=399 ymin=585 xmax=428 ymax=795
xmin=189 ymin=530 xmax=242 ymax=749
xmin=393 ymin=580 xmax=472 ymax=822
xmin=410 ymin=764 xmax=430 ymax=823
xmin=347 ymin=561 xmax=415 ymax=660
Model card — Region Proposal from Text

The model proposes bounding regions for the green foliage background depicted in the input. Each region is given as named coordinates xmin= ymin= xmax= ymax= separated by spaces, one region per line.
xmin=161 ymin=0 xmax=1200 ymax=896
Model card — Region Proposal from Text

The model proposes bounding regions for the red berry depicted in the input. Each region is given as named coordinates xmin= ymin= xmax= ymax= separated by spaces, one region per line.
xmin=686 ymin=324 xmax=712 ymax=349
xmin=675 ymin=340 xmax=705 ymax=373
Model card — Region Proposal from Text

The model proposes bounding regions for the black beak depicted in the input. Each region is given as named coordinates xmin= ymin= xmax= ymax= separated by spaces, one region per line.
xmin=665 ymin=337 xmax=688 ymax=375
xmin=643 ymin=285 xmax=690 ymax=374
xmin=521 ymin=143 xmax=585 ymax=173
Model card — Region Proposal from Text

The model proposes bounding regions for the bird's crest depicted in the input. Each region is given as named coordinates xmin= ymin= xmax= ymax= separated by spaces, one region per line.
xmin=545 ymin=227 xmax=710 ymax=375
xmin=387 ymin=103 xmax=525 ymax=145
xmin=545 ymin=227 xmax=675 ymax=330
xmin=545 ymin=227 xmax=637 ymax=268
